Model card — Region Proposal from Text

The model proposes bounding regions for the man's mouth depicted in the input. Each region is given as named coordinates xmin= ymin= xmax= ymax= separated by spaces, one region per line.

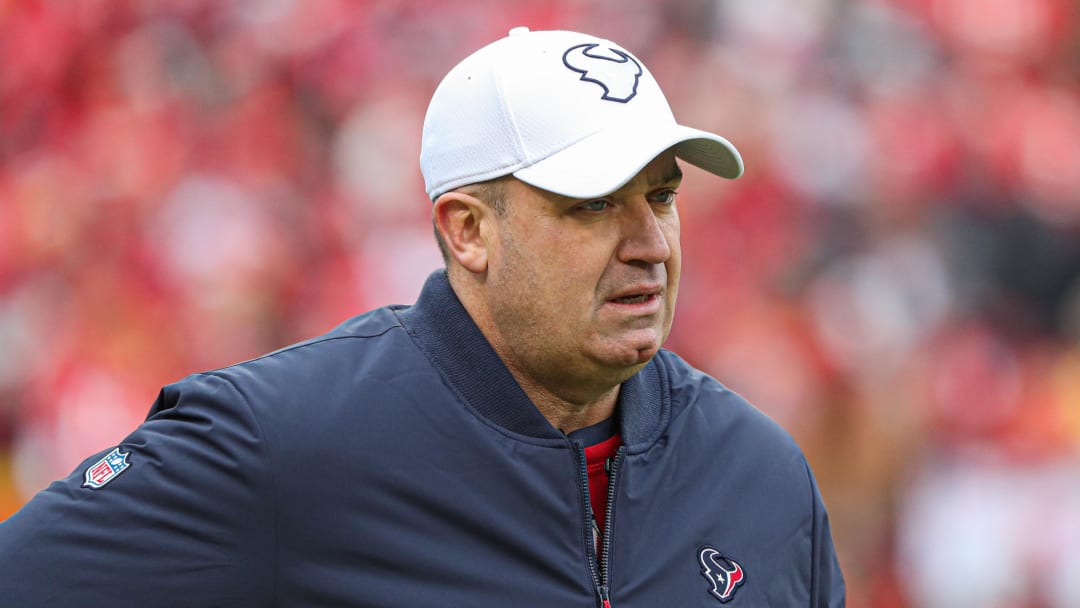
xmin=611 ymin=294 xmax=653 ymax=304
xmin=606 ymin=284 xmax=663 ymax=306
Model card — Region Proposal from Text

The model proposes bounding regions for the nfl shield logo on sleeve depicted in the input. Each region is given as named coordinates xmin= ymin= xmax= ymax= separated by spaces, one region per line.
xmin=83 ymin=448 xmax=131 ymax=489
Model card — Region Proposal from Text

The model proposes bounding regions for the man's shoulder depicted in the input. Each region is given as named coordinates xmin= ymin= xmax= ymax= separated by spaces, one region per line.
xmin=655 ymin=349 xmax=802 ymax=457
xmin=174 ymin=305 xmax=421 ymax=399
xmin=272 ymin=305 xmax=409 ymax=356
xmin=238 ymin=305 xmax=407 ymax=365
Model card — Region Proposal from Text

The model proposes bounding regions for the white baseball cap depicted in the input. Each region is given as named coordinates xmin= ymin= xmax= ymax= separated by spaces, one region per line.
xmin=420 ymin=27 xmax=744 ymax=201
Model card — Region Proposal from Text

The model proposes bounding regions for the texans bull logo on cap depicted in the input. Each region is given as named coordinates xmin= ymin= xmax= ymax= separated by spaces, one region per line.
xmin=562 ymin=43 xmax=643 ymax=103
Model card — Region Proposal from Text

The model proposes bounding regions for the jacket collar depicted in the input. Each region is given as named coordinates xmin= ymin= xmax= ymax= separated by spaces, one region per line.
xmin=397 ymin=270 xmax=669 ymax=448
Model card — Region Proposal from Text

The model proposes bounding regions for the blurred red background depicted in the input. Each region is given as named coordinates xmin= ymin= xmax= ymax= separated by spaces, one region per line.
xmin=2 ymin=1 xmax=1079 ymax=606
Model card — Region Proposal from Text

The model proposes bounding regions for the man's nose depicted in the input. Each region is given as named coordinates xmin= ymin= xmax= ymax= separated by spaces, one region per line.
xmin=616 ymin=201 xmax=672 ymax=265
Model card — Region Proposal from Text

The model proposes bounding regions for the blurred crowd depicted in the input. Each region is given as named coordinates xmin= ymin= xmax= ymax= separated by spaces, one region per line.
xmin=2 ymin=0 xmax=1079 ymax=606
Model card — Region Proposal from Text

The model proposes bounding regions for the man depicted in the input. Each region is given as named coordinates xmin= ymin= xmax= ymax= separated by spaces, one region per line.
xmin=0 ymin=28 xmax=844 ymax=606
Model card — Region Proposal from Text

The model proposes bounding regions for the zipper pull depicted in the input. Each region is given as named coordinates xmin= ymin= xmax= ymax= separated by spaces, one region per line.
xmin=600 ymin=585 xmax=612 ymax=608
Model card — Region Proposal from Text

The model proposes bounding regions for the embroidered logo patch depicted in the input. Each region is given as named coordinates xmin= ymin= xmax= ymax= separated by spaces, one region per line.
xmin=562 ymin=43 xmax=643 ymax=103
xmin=699 ymin=547 xmax=745 ymax=603
xmin=83 ymin=447 xmax=130 ymax=489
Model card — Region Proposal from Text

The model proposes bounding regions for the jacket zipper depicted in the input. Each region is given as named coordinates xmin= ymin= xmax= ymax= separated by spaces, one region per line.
xmin=574 ymin=442 xmax=626 ymax=608
xmin=600 ymin=447 xmax=624 ymax=607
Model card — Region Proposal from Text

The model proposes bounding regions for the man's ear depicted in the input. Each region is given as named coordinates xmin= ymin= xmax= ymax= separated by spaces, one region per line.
xmin=433 ymin=191 xmax=491 ymax=274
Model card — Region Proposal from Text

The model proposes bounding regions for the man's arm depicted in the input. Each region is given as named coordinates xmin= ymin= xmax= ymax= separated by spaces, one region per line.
xmin=808 ymin=460 xmax=847 ymax=608
xmin=0 ymin=372 xmax=276 ymax=607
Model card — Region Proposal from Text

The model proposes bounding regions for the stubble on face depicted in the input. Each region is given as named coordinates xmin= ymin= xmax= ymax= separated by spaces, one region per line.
xmin=478 ymin=153 xmax=682 ymax=408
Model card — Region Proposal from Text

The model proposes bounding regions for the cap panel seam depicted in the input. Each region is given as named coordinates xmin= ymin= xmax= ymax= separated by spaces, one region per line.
xmin=492 ymin=53 xmax=530 ymax=166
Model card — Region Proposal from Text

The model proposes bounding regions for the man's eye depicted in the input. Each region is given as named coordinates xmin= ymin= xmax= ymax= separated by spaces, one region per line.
xmin=578 ymin=199 xmax=611 ymax=212
xmin=650 ymin=189 xmax=678 ymax=205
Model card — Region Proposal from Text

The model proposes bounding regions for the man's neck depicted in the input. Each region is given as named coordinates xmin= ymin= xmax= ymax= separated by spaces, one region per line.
xmin=512 ymin=371 xmax=620 ymax=435
xmin=447 ymin=269 xmax=621 ymax=434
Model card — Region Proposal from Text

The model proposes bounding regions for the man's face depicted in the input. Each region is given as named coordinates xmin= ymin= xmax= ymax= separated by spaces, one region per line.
xmin=480 ymin=150 xmax=683 ymax=402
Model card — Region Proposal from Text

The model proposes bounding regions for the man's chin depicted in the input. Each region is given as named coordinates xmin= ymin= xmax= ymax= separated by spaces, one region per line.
xmin=585 ymin=325 xmax=668 ymax=371
xmin=595 ymin=339 xmax=662 ymax=370
xmin=633 ymin=344 xmax=661 ymax=364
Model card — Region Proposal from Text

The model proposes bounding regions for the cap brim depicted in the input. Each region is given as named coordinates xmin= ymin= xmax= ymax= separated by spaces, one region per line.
xmin=512 ymin=124 xmax=743 ymax=199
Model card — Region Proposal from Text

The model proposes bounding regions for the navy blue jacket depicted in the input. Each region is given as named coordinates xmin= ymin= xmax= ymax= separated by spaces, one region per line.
xmin=0 ymin=271 xmax=844 ymax=606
